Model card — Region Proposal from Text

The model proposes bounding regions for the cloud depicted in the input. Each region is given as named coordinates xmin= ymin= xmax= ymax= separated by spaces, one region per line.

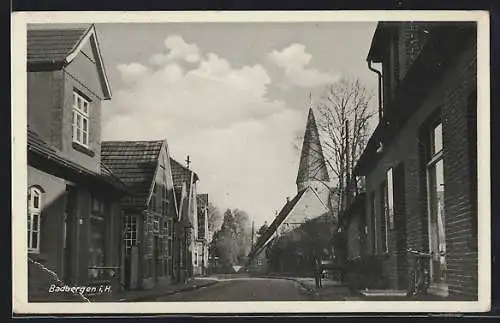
xmin=269 ymin=43 xmax=339 ymax=88
xmin=150 ymin=35 xmax=201 ymax=65
xmin=102 ymin=37 xmax=305 ymax=227
xmin=116 ymin=62 xmax=150 ymax=83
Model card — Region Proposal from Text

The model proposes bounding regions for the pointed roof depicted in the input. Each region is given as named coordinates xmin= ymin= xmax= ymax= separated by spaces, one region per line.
xmin=27 ymin=24 xmax=112 ymax=99
xmin=170 ymin=157 xmax=199 ymax=190
xmin=296 ymin=107 xmax=331 ymax=186
xmin=101 ymin=140 xmax=164 ymax=209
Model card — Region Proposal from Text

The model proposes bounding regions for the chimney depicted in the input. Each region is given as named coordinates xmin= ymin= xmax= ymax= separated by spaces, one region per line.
xmin=286 ymin=196 xmax=290 ymax=203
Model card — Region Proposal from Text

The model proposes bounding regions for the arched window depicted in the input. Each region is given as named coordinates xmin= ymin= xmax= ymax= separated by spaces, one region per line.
xmin=28 ymin=186 xmax=43 ymax=253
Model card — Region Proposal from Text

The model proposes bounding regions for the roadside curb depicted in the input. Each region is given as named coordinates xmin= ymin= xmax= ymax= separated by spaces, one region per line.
xmin=117 ymin=280 xmax=219 ymax=302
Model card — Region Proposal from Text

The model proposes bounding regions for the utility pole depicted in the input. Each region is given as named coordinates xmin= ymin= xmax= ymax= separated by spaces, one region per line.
xmin=251 ymin=221 xmax=255 ymax=247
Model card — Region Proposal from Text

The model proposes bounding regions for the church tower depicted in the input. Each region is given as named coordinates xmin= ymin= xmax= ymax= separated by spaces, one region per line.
xmin=296 ymin=107 xmax=331 ymax=195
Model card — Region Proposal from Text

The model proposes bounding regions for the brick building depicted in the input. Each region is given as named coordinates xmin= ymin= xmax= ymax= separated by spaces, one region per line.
xmin=344 ymin=22 xmax=478 ymax=299
xmin=27 ymin=25 xmax=128 ymax=300
xmin=100 ymin=140 xmax=178 ymax=290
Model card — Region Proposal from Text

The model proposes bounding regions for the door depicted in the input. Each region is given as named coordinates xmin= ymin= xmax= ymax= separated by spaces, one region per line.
xmin=63 ymin=185 xmax=76 ymax=284
xmin=154 ymin=236 xmax=159 ymax=282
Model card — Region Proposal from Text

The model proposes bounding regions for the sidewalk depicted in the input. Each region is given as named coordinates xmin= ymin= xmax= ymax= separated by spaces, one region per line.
xmin=94 ymin=277 xmax=219 ymax=302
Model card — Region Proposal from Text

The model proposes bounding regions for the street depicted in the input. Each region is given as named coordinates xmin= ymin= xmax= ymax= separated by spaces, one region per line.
xmin=153 ymin=276 xmax=315 ymax=301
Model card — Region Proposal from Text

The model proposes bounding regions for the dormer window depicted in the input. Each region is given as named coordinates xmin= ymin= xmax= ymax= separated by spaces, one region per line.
xmin=72 ymin=91 xmax=90 ymax=147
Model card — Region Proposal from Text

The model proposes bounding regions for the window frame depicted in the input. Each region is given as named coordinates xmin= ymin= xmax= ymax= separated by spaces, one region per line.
xmin=72 ymin=90 xmax=91 ymax=148
xmin=425 ymin=119 xmax=447 ymax=285
xmin=123 ymin=215 xmax=138 ymax=256
xmin=28 ymin=186 xmax=43 ymax=253
xmin=369 ymin=192 xmax=377 ymax=254
xmin=380 ymin=180 xmax=390 ymax=254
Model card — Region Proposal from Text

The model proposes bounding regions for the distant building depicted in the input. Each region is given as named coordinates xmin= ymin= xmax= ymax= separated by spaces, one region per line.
xmin=345 ymin=22 xmax=478 ymax=299
xmin=195 ymin=194 xmax=210 ymax=276
xmin=101 ymin=140 xmax=177 ymax=290
xmin=26 ymin=25 xmax=128 ymax=300
xmin=170 ymin=158 xmax=200 ymax=282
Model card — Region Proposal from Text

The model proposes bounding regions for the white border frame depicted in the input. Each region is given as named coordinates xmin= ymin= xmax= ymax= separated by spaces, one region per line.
xmin=12 ymin=10 xmax=490 ymax=314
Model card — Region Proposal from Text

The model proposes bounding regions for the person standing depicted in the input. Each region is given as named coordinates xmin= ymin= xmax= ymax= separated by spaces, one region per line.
xmin=313 ymin=254 xmax=322 ymax=288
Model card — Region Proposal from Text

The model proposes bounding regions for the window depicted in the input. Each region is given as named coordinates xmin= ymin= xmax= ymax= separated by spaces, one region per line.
xmin=28 ymin=186 xmax=43 ymax=253
xmin=162 ymin=185 xmax=169 ymax=217
xmin=72 ymin=91 xmax=90 ymax=147
xmin=144 ymin=216 xmax=154 ymax=256
xmin=153 ymin=219 xmax=160 ymax=233
xmin=123 ymin=215 xmax=138 ymax=256
xmin=369 ymin=192 xmax=377 ymax=254
xmin=387 ymin=168 xmax=395 ymax=230
xmin=91 ymin=196 xmax=105 ymax=214
xmin=380 ymin=181 xmax=389 ymax=253
xmin=426 ymin=120 xmax=447 ymax=285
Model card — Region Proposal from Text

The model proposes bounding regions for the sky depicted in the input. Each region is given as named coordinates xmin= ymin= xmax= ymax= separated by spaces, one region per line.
xmin=92 ymin=22 xmax=378 ymax=228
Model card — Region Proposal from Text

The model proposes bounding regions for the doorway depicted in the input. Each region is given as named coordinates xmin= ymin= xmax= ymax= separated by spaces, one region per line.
xmin=63 ymin=185 xmax=77 ymax=284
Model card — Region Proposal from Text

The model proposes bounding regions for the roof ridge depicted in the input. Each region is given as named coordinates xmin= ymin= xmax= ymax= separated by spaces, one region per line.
xmin=66 ymin=25 xmax=93 ymax=57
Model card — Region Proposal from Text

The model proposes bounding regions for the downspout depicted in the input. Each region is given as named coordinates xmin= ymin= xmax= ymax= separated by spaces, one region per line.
xmin=367 ymin=59 xmax=383 ymax=122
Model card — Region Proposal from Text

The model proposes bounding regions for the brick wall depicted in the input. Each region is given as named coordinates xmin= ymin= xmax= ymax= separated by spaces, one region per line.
xmin=363 ymin=32 xmax=477 ymax=299
xmin=441 ymin=37 xmax=478 ymax=300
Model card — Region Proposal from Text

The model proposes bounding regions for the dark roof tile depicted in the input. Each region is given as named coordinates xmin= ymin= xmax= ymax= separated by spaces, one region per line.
xmin=27 ymin=28 xmax=89 ymax=65
xmin=101 ymin=140 xmax=164 ymax=208
xmin=170 ymin=158 xmax=199 ymax=194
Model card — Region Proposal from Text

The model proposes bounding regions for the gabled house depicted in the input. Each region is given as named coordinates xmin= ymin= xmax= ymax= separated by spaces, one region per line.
xmin=170 ymin=158 xmax=200 ymax=283
xmin=195 ymin=194 xmax=210 ymax=276
xmin=26 ymin=25 xmax=128 ymax=301
xmin=346 ymin=22 xmax=478 ymax=300
xmin=100 ymin=140 xmax=178 ymax=290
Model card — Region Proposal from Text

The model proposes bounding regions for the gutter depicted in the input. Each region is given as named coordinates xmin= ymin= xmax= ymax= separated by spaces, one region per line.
xmin=367 ymin=60 xmax=383 ymax=122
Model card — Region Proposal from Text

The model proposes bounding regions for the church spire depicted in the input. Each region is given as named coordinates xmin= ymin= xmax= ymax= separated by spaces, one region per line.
xmin=296 ymin=106 xmax=330 ymax=192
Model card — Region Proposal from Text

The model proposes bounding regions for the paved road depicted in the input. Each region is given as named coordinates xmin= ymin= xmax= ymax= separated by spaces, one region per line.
xmin=154 ymin=276 xmax=314 ymax=301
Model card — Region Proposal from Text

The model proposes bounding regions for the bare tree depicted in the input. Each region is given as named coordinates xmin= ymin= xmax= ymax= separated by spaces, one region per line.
xmin=296 ymin=77 xmax=375 ymax=215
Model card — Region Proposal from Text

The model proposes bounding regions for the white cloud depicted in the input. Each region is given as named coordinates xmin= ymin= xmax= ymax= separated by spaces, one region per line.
xmin=269 ymin=43 xmax=339 ymax=88
xmin=150 ymin=35 xmax=200 ymax=65
xmin=116 ymin=62 xmax=150 ymax=83
xmin=102 ymin=39 xmax=305 ymax=227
